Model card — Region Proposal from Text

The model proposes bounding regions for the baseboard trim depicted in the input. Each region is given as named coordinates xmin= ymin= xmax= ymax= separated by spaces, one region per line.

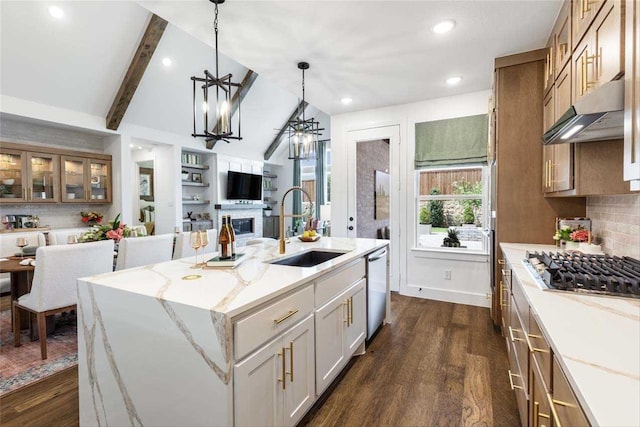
xmin=402 ymin=284 xmax=491 ymax=308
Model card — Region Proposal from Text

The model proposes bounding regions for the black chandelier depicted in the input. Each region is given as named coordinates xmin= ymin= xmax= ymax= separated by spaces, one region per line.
xmin=287 ymin=62 xmax=323 ymax=160
xmin=191 ymin=0 xmax=242 ymax=147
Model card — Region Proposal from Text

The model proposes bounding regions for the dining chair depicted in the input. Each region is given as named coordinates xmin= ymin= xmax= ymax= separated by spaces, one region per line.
xmin=47 ymin=228 xmax=91 ymax=245
xmin=115 ymin=234 xmax=174 ymax=271
xmin=172 ymin=229 xmax=218 ymax=260
xmin=0 ymin=231 xmax=46 ymax=294
xmin=13 ymin=239 xmax=114 ymax=359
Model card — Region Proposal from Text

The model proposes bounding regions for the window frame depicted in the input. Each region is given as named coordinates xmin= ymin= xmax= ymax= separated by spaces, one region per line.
xmin=414 ymin=164 xmax=489 ymax=254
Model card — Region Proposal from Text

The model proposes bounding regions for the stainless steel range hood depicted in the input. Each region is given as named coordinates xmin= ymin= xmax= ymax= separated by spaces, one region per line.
xmin=542 ymin=79 xmax=624 ymax=145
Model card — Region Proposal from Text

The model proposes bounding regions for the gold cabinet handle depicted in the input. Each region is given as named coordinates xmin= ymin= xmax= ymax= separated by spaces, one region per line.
xmin=509 ymin=326 xmax=525 ymax=343
xmin=498 ymin=259 xmax=505 ymax=265
xmin=549 ymin=46 xmax=554 ymax=77
xmin=278 ymin=348 xmax=286 ymax=390
xmin=274 ymin=309 xmax=298 ymax=324
xmin=508 ymin=370 xmax=523 ymax=390
xmin=349 ymin=296 xmax=353 ymax=325
xmin=547 ymin=393 xmax=563 ymax=427
xmin=534 ymin=401 xmax=551 ymax=427
xmin=499 ymin=281 xmax=504 ymax=308
xmin=287 ymin=341 xmax=294 ymax=382
xmin=501 ymin=268 xmax=510 ymax=277
xmin=552 ymin=398 xmax=576 ymax=408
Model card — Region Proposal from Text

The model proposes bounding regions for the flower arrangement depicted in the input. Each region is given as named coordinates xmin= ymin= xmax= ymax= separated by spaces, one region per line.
xmin=554 ymin=225 xmax=590 ymax=243
xmin=570 ymin=228 xmax=590 ymax=242
xmin=553 ymin=225 xmax=572 ymax=242
xmin=80 ymin=211 xmax=103 ymax=224
xmin=78 ymin=214 xmax=131 ymax=243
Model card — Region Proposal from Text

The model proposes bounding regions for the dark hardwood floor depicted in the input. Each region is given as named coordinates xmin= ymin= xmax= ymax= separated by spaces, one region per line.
xmin=300 ymin=294 xmax=520 ymax=427
xmin=0 ymin=294 xmax=519 ymax=427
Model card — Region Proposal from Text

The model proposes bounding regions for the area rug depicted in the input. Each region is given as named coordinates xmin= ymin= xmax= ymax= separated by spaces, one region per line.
xmin=0 ymin=309 xmax=78 ymax=396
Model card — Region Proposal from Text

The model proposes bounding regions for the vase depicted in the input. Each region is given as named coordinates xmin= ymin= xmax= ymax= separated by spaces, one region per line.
xmin=564 ymin=241 xmax=580 ymax=250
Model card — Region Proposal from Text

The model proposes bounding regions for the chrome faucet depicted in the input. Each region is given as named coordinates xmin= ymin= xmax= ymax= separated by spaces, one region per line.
xmin=279 ymin=186 xmax=313 ymax=254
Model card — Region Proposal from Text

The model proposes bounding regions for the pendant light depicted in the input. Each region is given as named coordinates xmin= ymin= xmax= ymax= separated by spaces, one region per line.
xmin=191 ymin=0 xmax=242 ymax=147
xmin=287 ymin=62 xmax=323 ymax=160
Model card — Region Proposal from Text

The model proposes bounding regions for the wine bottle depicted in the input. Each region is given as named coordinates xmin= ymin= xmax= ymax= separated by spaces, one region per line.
xmin=227 ymin=215 xmax=236 ymax=257
xmin=219 ymin=216 xmax=231 ymax=259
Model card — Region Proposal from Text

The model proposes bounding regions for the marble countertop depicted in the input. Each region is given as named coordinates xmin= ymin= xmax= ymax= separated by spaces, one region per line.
xmin=500 ymin=243 xmax=640 ymax=427
xmin=82 ymin=237 xmax=388 ymax=318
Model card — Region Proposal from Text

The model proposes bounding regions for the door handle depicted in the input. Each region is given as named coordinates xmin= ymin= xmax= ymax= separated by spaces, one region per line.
xmin=348 ymin=226 xmax=354 ymax=231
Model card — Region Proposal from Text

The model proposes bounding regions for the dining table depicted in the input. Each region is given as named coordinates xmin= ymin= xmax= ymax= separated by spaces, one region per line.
xmin=0 ymin=256 xmax=54 ymax=338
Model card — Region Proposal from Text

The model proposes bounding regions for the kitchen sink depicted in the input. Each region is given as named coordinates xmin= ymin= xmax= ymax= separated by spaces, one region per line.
xmin=268 ymin=250 xmax=348 ymax=267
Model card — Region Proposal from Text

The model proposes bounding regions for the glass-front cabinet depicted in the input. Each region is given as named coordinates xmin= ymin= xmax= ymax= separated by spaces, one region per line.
xmin=0 ymin=149 xmax=27 ymax=202
xmin=0 ymin=149 xmax=59 ymax=203
xmin=27 ymin=152 xmax=59 ymax=202
xmin=61 ymin=156 xmax=111 ymax=203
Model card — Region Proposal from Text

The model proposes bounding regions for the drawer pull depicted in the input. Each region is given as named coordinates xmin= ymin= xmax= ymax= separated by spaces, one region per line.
xmin=344 ymin=300 xmax=350 ymax=325
xmin=278 ymin=349 xmax=286 ymax=390
xmin=532 ymin=347 xmax=550 ymax=354
xmin=508 ymin=370 xmax=523 ymax=390
xmin=349 ymin=296 xmax=353 ymax=325
xmin=552 ymin=398 xmax=576 ymax=408
xmin=508 ymin=326 xmax=524 ymax=343
xmin=547 ymin=393 xmax=562 ymax=427
xmin=274 ymin=309 xmax=298 ymax=324
xmin=534 ymin=401 xmax=551 ymax=427
xmin=498 ymin=259 xmax=505 ymax=265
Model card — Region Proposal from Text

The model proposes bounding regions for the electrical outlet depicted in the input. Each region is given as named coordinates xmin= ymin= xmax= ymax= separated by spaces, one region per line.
xmin=444 ymin=270 xmax=451 ymax=280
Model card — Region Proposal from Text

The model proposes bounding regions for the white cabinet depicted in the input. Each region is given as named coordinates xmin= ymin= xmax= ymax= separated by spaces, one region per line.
xmin=315 ymin=278 xmax=366 ymax=395
xmin=234 ymin=314 xmax=315 ymax=427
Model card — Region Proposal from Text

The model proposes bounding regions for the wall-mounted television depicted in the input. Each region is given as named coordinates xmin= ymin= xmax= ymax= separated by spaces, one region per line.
xmin=226 ymin=171 xmax=262 ymax=200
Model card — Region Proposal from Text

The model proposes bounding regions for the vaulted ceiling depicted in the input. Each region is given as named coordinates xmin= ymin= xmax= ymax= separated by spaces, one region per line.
xmin=0 ymin=1 xmax=561 ymax=161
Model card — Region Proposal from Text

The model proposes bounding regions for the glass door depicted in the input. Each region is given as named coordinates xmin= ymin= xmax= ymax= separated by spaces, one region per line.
xmin=27 ymin=152 xmax=59 ymax=202
xmin=89 ymin=160 xmax=111 ymax=202
xmin=0 ymin=149 xmax=27 ymax=203
xmin=61 ymin=156 xmax=88 ymax=202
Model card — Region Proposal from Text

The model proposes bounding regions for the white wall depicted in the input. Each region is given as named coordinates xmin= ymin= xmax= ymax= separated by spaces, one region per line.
xmin=331 ymin=90 xmax=492 ymax=307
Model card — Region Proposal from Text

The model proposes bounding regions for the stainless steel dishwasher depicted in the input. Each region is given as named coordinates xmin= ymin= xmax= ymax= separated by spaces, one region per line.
xmin=367 ymin=247 xmax=388 ymax=340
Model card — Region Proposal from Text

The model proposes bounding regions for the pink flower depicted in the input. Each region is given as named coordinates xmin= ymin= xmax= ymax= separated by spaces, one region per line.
xmin=570 ymin=229 xmax=590 ymax=242
xmin=106 ymin=228 xmax=124 ymax=242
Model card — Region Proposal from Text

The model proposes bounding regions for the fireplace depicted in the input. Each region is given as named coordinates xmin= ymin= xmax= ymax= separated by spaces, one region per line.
xmin=231 ymin=218 xmax=254 ymax=235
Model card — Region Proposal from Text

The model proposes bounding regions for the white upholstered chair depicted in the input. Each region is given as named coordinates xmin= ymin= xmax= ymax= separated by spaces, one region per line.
xmin=172 ymin=230 xmax=218 ymax=260
xmin=115 ymin=234 xmax=174 ymax=271
xmin=47 ymin=228 xmax=91 ymax=245
xmin=13 ymin=239 xmax=115 ymax=359
xmin=0 ymin=231 xmax=46 ymax=295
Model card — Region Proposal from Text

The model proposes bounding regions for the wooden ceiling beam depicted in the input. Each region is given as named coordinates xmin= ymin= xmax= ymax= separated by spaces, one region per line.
xmin=263 ymin=100 xmax=308 ymax=161
xmin=105 ymin=14 xmax=168 ymax=131
xmin=206 ymin=69 xmax=259 ymax=150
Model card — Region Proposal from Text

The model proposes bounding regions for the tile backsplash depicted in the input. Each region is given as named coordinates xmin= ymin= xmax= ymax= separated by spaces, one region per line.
xmin=2 ymin=204 xmax=100 ymax=229
xmin=587 ymin=194 xmax=640 ymax=259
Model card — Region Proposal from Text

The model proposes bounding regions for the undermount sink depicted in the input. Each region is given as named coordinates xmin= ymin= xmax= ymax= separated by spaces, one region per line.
xmin=268 ymin=250 xmax=348 ymax=267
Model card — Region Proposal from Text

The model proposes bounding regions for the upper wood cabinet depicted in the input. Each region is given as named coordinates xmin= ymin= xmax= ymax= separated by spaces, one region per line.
xmin=555 ymin=2 xmax=573 ymax=74
xmin=624 ymin=0 xmax=640 ymax=186
xmin=61 ymin=156 xmax=112 ymax=203
xmin=572 ymin=0 xmax=624 ymax=102
xmin=0 ymin=142 xmax=111 ymax=204
xmin=0 ymin=149 xmax=60 ymax=203
xmin=572 ymin=0 xmax=606 ymax=49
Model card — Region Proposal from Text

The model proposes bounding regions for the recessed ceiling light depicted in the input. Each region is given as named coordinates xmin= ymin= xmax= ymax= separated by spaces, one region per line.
xmin=341 ymin=97 xmax=353 ymax=105
xmin=446 ymin=76 xmax=462 ymax=85
xmin=129 ymin=144 xmax=134 ymax=148
xmin=162 ymin=57 xmax=172 ymax=67
xmin=48 ymin=6 xmax=64 ymax=19
xmin=432 ymin=20 xmax=455 ymax=34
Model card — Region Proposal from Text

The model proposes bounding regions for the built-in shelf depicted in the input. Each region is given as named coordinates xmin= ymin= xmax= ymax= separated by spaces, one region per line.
xmin=263 ymin=173 xmax=277 ymax=179
xmin=263 ymin=187 xmax=278 ymax=191
xmin=182 ymin=181 xmax=210 ymax=187
xmin=214 ymin=203 xmax=268 ymax=210
xmin=182 ymin=200 xmax=211 ymax=205
xmin=264 ymin=200 xmax=278 ymax=205
xmin=181 ymin=163 xmax=209 ymax=170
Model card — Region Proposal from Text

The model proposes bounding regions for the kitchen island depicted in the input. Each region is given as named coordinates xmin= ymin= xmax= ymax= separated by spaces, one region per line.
xmin=501 ymin=243 xmax=640 ymax=427
xmin=77 ymin=237 xmax=388 ymax=427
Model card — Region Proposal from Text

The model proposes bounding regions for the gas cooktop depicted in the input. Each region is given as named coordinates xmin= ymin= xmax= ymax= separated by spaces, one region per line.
xmin=523 ymin=251 xmax=640 ymax=299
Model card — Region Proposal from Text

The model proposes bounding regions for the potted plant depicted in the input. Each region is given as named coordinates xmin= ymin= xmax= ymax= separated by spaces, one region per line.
xmin=418 ymin=205 xmax=432 ymax=235
xmin=442 ymin=228 xmax=461 ymax=248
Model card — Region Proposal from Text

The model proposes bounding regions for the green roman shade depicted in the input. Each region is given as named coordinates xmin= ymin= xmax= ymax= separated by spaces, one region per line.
xmin=415 ymin=114 xmax=488 ymax=168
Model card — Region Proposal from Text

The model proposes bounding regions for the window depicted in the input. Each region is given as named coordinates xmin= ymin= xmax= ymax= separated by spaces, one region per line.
xmin=416 ymin=166 xmax=488 ymax=252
